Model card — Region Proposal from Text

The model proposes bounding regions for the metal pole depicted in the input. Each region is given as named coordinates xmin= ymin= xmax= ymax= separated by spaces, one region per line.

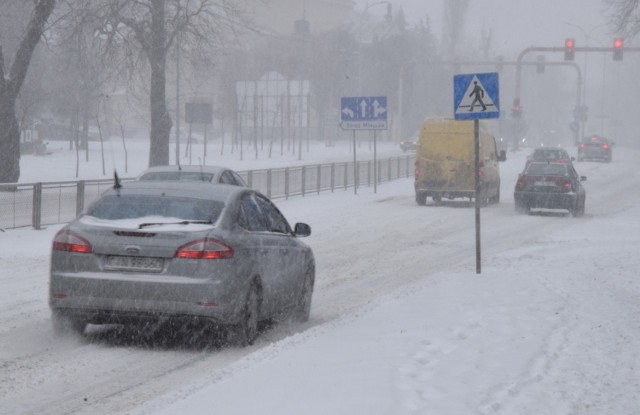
xmin=175 ymin=30 xmax=180 ymax=165
xmin=373 ymin=130 xmax=377 ymax=194
xmin=353 ymin=130 xmax=357 ymax=194
xmin=474 ymin=119 xmax=481 ymax=274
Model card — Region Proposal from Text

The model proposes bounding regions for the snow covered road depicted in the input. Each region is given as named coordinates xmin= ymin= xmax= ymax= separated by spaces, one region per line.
xmin=2 ymin=145 xmax=639 ymax=414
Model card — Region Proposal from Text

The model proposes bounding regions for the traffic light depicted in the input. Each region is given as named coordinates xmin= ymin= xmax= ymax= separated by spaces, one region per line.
xmin=613 ymin=38 xmax=624 ymax=61
xmin=511 ymin=105 xmax=522 ymax=118
xmin=564 ymin=38 xmax=575 ymax=61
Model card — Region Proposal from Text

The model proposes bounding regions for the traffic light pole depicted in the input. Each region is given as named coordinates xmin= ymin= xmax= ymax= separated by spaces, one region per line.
xmin=514 ymin=45 xmax=640 ymax=142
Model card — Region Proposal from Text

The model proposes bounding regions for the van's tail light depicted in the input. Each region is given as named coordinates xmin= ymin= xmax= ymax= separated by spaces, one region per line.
xmin=579 ymin=143 xmax=586 ymax=150
xmin=414 ymin=168 xmax=421 ymax=178
xmin=52 ymin=230 xmax=92 ymax=253
xmin=176 ymin=238 xmax=234 ymax=259
xmin=602 ymin=143 xmax=609 ymax=149
xmin=478 ymin=168 xmax=485 ymax=178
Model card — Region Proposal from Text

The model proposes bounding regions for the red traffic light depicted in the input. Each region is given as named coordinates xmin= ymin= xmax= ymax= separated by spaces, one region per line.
xmin=564 ymin=38 xmax=575 ymax=60
xmin=613 ymin=37 xmax=624 ymax=61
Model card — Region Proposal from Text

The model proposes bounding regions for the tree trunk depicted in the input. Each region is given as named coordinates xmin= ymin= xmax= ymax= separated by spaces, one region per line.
xmin=148 ymin=0 xmax=172 ymax=167
xmin=0 ymin=103 xmax=21 ymax=183
xmin=0 ymin=0 xmax=56 ymax=183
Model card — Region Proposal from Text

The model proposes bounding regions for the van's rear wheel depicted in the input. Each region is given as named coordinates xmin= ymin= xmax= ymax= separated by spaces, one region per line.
xmin=51 ymin=310 xmax=86 ymax=337
xmin=416 ymin=193 xmax=427 ymax=206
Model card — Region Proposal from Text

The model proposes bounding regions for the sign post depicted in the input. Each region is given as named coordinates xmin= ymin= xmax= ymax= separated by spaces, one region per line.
xmin=453 ymin=73 xmax=500 ymax=274
xmin=340 ymin=96 xmax=388 ymax=194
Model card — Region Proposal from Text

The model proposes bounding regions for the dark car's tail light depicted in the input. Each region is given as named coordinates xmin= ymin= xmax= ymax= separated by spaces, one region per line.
xmin=557 ymin=179 xmax=572 ymax=191
xmin=176 ymin=238 xmax=234 ymax=259
xmin=52 ymin=229 xmax=92 ymax=253
xmin=515 ymin=177 xmax=527 ymax=189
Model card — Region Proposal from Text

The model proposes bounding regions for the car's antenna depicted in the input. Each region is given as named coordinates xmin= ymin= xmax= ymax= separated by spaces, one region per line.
xmin=113 ymin=170 xmax=122 ymax=190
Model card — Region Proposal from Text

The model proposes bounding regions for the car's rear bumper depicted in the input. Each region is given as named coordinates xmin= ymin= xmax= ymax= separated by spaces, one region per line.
xmin=514 ymin=191 xmax=577 ymax=210
xmin=49 ymin=271 xmax=245 ymax=325
xmin=578 ymin=150 xmax=610 ymax=160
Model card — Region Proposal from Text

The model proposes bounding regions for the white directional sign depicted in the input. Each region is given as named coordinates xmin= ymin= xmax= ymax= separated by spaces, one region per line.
xmin=340 ymin=96 xmax=388 ymax=130
xmin=453 ymin=73 xmax=500 ymax=120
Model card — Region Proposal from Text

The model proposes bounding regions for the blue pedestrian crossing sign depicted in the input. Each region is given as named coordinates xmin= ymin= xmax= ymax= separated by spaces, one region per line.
xmin=453 ymin=73 xmax=500 ymax=120
xmin=340 ymin=96 xmax=388 ymax=130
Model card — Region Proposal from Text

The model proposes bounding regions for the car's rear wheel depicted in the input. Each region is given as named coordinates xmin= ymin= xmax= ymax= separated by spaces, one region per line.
xmin=572 ymin=197 xmax=586 ymax=217
xmin=51 ymin=310 xmax=86 ymax=337
xmin=236 ymin=283 xmax=260 ymax=346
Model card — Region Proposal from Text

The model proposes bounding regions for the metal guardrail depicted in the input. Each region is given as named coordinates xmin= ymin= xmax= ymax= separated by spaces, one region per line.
xmin=0 ymin=155 xmax=412 ymax=230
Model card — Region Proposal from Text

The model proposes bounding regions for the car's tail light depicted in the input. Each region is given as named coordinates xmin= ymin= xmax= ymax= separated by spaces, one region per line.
xmin=52 ymin=230 xmax=92 ymax=253
xmin=579 ymin=144 xmax=586 ymax=150
xmin=557 ymin=179 xmax=572 ymax=191
xmin=478 ymin=168 xmax=485 ymax=178
xmin=515 ymin=177 xmax=527 ymax=189
xmin=602 ymin=143 xmax=609 ymax=149
xmin=176 ymin=238 xmax=234 ymax=259
xmin=414 ymin=168 xmax=421 ymax=178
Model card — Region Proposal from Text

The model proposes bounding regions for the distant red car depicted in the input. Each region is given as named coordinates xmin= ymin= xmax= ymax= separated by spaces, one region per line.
xmin=578 ymin=135 xmax=613 ymax=162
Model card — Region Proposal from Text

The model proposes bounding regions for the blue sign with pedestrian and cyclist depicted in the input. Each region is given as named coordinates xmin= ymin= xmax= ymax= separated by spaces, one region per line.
xmin=453 ymin=73 xmax=500 ymax=120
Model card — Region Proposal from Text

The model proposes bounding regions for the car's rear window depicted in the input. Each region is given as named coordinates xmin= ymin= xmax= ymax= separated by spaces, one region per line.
xmin=526 ymin=163 xmax=567 ymax=176
xmin=87 ymin=195 xmax=223 ymax=222
xmin=534 ymin=150 xmax=566 ymax=159
xmin=138 ymin=172 xmax=215 ymax=182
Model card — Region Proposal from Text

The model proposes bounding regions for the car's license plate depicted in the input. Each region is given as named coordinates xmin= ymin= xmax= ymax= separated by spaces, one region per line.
xmin=534 ymin=181 xmax=554 ymax=186
xmin=104 ymin=256 xmax=163 ymax=272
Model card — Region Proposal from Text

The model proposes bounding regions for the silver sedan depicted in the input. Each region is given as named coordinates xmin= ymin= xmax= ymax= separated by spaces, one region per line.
xmin=49 ymin=181 xmax=314 ymax=346
xmin=136 ymin=165 xmax=249 ymax=187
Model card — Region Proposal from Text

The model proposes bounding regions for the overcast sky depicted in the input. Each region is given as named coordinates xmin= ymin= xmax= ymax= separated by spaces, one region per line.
xmin=356 ymin=0 xmax=616 ymax=57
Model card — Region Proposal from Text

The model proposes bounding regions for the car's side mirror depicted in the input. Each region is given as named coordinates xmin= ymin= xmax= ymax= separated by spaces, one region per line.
xmin=294 ymin=222 xmax=311 ymax=237
xmin=580 ymin=176 xmax=587 ymax=182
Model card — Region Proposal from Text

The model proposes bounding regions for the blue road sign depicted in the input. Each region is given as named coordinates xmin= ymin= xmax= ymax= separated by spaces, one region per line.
xmin=340 ymin=96 xmax=388 ymax=130
xmin=453 ymin=73 xmax=500 ymax=120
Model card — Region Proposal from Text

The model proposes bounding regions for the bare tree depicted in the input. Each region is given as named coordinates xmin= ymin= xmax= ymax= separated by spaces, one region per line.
xmin=0 ymin=0 xmax=56 ymax=183
xmin=607 ymin=0 xmax=640 ymax=35
xmin=71 ymin=0 xmax=251 ymax=167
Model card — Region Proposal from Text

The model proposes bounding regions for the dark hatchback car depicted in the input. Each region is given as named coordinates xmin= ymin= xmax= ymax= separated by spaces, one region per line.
xmin=525 ymin=147 xmax=574 ymax=167
xmin=49 ymin=181 xmax=315 ymax=346
xmin=514 ymin=162 xmax=586 ymax=217
xmin=578 ymin=135 xmax=613 ymax=162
